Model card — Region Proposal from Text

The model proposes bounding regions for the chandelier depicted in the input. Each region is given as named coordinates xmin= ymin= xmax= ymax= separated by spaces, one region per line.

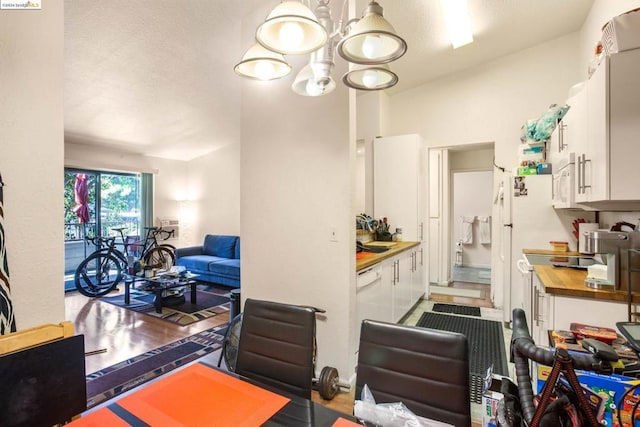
xmin=234 ymin=0 xmax=407 ymax=96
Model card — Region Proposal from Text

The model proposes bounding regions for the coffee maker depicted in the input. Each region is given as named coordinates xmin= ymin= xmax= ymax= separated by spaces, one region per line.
xmin=583 ymin=230 xmax=640 ymax=291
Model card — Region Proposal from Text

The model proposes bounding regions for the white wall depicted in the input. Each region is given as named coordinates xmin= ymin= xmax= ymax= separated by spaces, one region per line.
xmin=0 ymin=3 xmax=65 ymax=329
xmin=239 ymin=1 xmax=356 ymax=382
xmin=185 ymin=143 xmax=241 ymax=246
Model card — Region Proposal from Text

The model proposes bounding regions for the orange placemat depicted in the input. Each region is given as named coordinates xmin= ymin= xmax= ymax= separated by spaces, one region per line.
xmin=333 ymin=416 xmax=363 ymax=426
xmin=67 ymin=407 xmax=130 ymax=426
xmin=117 ymin=363 xmax=290 ymax=427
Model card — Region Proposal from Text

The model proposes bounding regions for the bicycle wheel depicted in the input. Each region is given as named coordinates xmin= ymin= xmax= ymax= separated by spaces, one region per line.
xmin=144 ymin=246 xmax=175 ymax=271
xmin=75 ymin=252 xmax=123 ymax=297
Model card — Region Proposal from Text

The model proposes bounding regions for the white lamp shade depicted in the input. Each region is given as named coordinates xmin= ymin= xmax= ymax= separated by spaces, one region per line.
xmin=256 ymin=1 xmax=328 ymax=55
xmin=342 ymin=64 xmax=398 ymax=91
xmin=337 ymin=1 xmax=407 ymax=64
xmin=234 ymin=43 xmax=292 ymax=80
xmin=291 ymin=64 xmax=336 ymax=96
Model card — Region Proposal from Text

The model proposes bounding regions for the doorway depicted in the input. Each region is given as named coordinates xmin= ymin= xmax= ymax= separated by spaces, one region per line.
xmin=451 ymin=169 xmax=492 ymax=285
xmin=427 ymin=143 xmax=495 ymax=306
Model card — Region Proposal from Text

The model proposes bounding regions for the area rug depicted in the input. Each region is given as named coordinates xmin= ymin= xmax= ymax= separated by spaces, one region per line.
xmin=433 ymin=303 xmax=481 ymax=317
xmin=100 ymin=284 xmax=230 ymax=326
xmin=85 ymin=324 xmax=227 ymax=409
xmin=417 ymin=312 xmax=508 ymax=404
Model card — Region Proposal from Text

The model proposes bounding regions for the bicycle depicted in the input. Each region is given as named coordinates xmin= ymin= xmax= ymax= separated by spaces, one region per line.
xmin=501 ymin=308 xmax=622 ymax=427
xmin=74 ymin=226 xmax=176 ymax=297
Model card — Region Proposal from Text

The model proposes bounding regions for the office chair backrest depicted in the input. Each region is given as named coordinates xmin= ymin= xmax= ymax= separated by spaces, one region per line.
xmin=235 ymin=298 xmax=316 ymax=399
xmin=356 ymin=319 xmax=471 ymax=427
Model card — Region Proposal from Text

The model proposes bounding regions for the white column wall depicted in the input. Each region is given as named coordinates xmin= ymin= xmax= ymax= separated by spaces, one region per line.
xmin=0 ymin=3 xmax=65 ymax=329
xmin=186 ymin=143 xmax=241 ymax=246
xmin=239 ymin=3 xmax=356 ymax=381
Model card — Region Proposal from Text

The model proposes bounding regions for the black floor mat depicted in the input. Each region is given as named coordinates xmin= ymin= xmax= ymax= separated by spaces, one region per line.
xmin=433 ymin=303 xmax=481 ymax=317
xmin=417 ymin=312 xmax=508 ymax=404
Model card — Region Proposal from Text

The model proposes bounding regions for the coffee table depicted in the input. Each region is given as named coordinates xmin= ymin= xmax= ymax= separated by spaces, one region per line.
xmin=124 ymin=273 xmax=199 ymax=313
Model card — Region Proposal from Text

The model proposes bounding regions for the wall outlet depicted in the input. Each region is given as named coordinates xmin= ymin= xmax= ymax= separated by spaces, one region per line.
xmin=329 ymin=227 xmax=338 ymax=242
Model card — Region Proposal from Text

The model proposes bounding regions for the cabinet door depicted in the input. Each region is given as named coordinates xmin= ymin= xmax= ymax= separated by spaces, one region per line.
xmin=581 ymin=56 xmax=608 ymax=203
xmin=392 ymin=253 xmax=413 ymax=322
xmin=411 ymin=246 xmax=425 ymax=305
xmin=374 ymin=135 xmax=419 ymax=240
xmin=609 ymin=49 xmax=640 ymax=201
xmin=532 ymin=274 xmax=554 ymax=347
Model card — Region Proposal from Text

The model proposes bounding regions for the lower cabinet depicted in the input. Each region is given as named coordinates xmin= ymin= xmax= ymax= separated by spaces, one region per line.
xmin=356 ymin=245 xmax=425 ymax=327
xmin=532 ymin=272 xmax=631 ymax=342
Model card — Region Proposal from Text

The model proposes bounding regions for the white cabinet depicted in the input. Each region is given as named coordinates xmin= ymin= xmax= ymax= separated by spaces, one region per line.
xmin=531 ymin=273 xmax=553 ymax=347
xmin=391 ymin=250 xmax=413 ymax=322
xmin=576 ymin=48 xmax=640 ymax=206
xmin=410 ymin=245 xmax=425 ymax=304
xmin=374 ymin=135 xmax=424 ymax=241
xmin=356 ymin=265 xmax=392 ymax=329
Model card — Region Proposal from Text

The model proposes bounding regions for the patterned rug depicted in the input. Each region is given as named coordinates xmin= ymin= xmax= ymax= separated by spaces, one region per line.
xmin=85 ymin=324 xmax=227 ymax=409
xmin=100 ymin=284 xmax=231 ymax=326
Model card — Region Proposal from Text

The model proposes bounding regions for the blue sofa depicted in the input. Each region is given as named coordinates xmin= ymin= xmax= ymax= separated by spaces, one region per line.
xmin=174 ymin=235 xmax=240 ymax=288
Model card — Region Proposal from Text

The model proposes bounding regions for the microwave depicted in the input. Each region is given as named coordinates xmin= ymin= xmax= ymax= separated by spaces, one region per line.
xmin=552 ymin=153 xmax=577 ymax=209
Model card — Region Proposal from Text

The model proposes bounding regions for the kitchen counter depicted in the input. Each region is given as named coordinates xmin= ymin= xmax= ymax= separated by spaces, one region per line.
xmin=356 ymin=241 xmax=420 ymax=271
xmin=524 ymin=248 xmax=640 ymax=303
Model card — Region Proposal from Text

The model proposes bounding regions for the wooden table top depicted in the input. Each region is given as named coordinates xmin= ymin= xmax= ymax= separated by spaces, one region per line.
xmin=356 ymin=241 xmax=420 ymax=271
xmin=524 ymin=248 xmax=640 ymax=303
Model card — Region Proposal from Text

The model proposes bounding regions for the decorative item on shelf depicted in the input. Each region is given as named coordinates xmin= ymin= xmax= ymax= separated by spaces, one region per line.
xmin=235 ymin=0 xmax=407 ymax=95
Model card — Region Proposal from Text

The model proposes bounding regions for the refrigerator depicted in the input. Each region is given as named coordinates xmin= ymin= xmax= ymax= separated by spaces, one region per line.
xmin=500 ymin=174 xmax=589 ymax=323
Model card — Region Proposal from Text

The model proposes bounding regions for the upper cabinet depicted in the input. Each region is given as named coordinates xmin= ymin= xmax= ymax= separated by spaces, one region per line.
xmin=373 ymin=134 xmax=425 ymax=242
xmin=576 ymin=48 xmax=640 ymax=209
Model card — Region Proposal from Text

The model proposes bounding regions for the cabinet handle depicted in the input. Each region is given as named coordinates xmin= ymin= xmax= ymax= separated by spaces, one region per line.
xmin=577 ymin=155 xmax=582 ymax=194
xmin=581 ymin=154 xmax=591 ymax=192
xmin=558 ymin=122 xmax=566 ymax=152
xmin=419 ymin=222 xmax=424 ymax=240
xmin=420 ymin=248 xmax=424 ymax=266
xmin=533 ymin=286 xmax=540 ymax=326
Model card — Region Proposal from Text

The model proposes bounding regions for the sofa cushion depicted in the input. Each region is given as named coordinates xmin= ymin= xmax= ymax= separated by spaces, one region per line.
xmin=208 ymin=259 xmax=240 ymax=278
xmin=203 ymin=235 xmax=237 ymax=258
xmin=176 ymin=255 xmax=230 ymax=272
xmin=234 ymin=239 xmax=240 ymax=259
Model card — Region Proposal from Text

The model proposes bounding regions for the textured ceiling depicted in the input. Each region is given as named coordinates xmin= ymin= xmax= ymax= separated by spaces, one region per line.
xmin=64 ymin=0 xmax=594 ymax=161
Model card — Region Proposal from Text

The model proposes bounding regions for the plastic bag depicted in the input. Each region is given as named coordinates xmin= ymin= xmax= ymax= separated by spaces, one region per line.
xmin=354 ymin=385 xmax=451 ymax=427
xmin=520 ymin=104 xmax=570 ymax=143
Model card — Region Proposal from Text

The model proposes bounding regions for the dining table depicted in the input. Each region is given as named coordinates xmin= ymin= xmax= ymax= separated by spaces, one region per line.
xmin=68 ymin=361 xmax=362 ymax=426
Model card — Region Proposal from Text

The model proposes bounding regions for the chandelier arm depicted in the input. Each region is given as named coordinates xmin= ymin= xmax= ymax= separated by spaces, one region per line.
xmin=335 ymin=0 xmax=350 ymax=37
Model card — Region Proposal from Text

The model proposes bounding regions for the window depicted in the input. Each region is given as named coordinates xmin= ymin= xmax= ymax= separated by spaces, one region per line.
xmin=63 ymin=168 xmax=153 ymax=291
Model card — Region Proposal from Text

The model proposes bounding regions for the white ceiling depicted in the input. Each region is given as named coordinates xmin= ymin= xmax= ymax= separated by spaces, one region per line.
xmin=64 ymin=0 xmax=594 ymax=161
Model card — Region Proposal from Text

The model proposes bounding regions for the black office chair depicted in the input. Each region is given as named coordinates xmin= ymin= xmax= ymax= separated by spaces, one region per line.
xmin=234 ymin=298 xmax=316 ymax=399
xmin=356 ymin=319 xmax=472 ymax=427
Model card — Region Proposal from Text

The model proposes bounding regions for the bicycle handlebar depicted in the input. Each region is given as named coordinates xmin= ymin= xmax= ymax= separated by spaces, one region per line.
xmin=510 ymin=308 xmax=614 ymax=423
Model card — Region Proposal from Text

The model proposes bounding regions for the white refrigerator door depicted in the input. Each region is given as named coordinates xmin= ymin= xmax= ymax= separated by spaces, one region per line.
xmin=509 ymin=174 xmax=574 ymax=320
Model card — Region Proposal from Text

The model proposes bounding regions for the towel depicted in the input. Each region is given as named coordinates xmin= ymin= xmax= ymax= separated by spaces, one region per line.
xmin=478 ymin=216 xmax=491 ymax=244
xmin=461 ymin=216 xmax=475 ymax=244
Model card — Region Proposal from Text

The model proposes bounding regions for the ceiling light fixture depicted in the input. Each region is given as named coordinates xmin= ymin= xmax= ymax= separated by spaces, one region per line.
xmin=236 ymin=0 xmax=407 ymax=96
xmin=234 ymin=43 xmax=292 ymax=80
xmin=439 ymin=0 xmax=473 ymax=49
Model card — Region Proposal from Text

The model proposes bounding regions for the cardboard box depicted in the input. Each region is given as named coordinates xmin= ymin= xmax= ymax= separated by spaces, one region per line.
xmin=536 ymin=362 xmax=640 ymax=426
xmin=482 ymin=373 xmax=510 ymax=427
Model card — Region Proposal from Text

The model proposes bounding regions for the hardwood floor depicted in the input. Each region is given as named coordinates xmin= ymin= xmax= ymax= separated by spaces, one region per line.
xmin=429 ymin=280 xmax=494 ymax=308
xmin=66 ymin=279 xmax=492 ymax=421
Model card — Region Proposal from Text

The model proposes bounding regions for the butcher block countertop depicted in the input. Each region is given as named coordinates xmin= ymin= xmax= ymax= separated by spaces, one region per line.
xmin=356 ymin=241 xmax=420 ymax=271
xmin=525 ymin=248 xmax=640 ymax=303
